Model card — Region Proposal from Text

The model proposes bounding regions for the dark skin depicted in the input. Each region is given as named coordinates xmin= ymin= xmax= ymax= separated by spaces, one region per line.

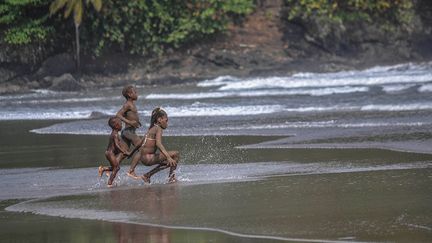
xmin=130 ymin=115 xmax=179 ymax=183
xmin=99 ymin=119 xmax=131 ymax=187
xmin=116 ymin=87 xmax=143 ymax=178
xmin=116 ymin=87 xmax=142 ymax=146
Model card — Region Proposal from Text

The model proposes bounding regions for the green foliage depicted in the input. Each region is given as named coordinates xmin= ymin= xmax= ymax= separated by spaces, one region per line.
xmin=49 ymin=0 xmax=103 ymax=71
xmin=49 ymin=0 xmax=102 ymax=26
xmin=4 ymin=17 xmax=54 ymax=45
xmin=86 ymin=0 xmax=255 ymax=56
xmin=284 ymin=0 xmax=416 ymax=30
xmin=0 ymin=0 xmax=53 ymax=45
xmin=2 ymin=0 xmax=254 ymax=56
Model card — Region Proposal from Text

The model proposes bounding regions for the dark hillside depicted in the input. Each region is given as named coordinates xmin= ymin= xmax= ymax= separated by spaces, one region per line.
xmin=0 ymin=0 xmax=431 ymax=93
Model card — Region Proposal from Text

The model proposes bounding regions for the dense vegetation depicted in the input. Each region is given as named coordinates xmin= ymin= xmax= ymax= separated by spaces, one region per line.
xmin=0 ymin=0 xmax=424 ymax=68
xmin=0 ymin=0 xmax=255 ymax=56
xmin=283 ymin=0 xmax=417 ymax=33
xmin=0 ymin=0 xmax=53 ymax=45
xmin=86 ymin=0 xmax=255 ymax=56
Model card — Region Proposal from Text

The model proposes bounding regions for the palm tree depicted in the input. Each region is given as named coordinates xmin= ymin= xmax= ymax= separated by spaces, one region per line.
xmin=50 ymin=0 xmax=102 ymax=73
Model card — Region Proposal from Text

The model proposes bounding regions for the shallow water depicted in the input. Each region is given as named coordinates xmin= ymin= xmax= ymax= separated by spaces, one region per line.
xmin=3 ymin=62 xmax=429 ymax=154
xmin=1 ymin=62 xmax=432 ymax=242
xmin=1 ymin=120 xmax=432 ymax=242
xmin=8 ymin=169 xmax=432 ymax=242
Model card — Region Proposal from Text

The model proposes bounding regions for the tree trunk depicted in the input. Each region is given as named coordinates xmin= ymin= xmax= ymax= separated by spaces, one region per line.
xmin=75 ymin=23 xmax=81 ymax=74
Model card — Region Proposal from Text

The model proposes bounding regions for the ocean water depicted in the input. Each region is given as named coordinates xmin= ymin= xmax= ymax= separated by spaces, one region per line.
xmin=1 ymin=62 xmax=432 ymax=242
xmin=1 ymin=62 xmax=431 ymax=122
xmin=5 ymin=62 xmax=430 ymax=153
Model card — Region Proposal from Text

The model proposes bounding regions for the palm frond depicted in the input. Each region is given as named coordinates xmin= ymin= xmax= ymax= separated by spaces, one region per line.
xmin=88 ymin=0 xmax=102 ymax=12
xmin=64 ymin=0 xmax=76 ymax=18
xmin=49 ymin=0 xmax=68 ymax=15
xmin=74 ymin=0 xmax=83 ymax=25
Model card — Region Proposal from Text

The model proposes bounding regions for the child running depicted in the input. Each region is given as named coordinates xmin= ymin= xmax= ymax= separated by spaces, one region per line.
xmin=116 ymin=85 xmax=142 ymax=179
xmin=98 ymin=117 xmax=131 ymax=187
xmin=130 ymin=107 xmax=179 ymax=183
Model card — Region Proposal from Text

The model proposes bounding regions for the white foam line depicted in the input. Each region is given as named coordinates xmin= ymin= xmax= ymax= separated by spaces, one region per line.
xmin=360 ymin=103 xmax=432 ymax=111
xmin=165 ymin=104 xmax=284 ymax=117
xmin=240 ymin=143 xmax=432 ymax=155
xmin=0 ymin=111 xmax=93 ymax=120
xmin=0 ymin=89 xmax=60 ymax=101
xmin=404 ymin=224 xmax=432 ymax=231
xmin=7 ymin=96 xmax=120 ymax=105
xmin=128 ymin=223 xmax=369 ymax=243
xmin=30 ymin=129 xmax=109 ymax=135
xmin=3 ymin=100 xmax=432 ymax=121
xmin=419 ymin=83 xmax=432 ymax=92
xmin=283 ymin=103 xmax=432 ymax=113
xmin=197 ymin=62 xmax=432 ymax=91
xmin=223 ymin=121 xmax=428 ymax=130
xmin=6 ymin=201 xmax=368 ymax=243
xmin=381 ymin=84 xmax=417 ymax=93
xmin=263 ymin=162 xmax=432 ymax=179
xmin=146 ymin=86 xmax=369 ymax=100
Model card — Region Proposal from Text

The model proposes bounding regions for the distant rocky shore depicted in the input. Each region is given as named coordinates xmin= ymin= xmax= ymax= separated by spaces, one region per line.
xmin=1 ymin=1 xmax=431 ymax=94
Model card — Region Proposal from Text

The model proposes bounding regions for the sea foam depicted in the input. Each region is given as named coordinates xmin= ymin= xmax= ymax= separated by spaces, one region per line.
xmin=146 ymin=86 xmax=369 ymax=100
xmin=198 ymin=62 xmax=432 ymax=91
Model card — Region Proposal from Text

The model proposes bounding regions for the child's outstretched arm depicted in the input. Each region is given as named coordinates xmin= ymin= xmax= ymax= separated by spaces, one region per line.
xmin=116 ymin=103 xmax=140 ymax=128
xmin=155 ymin=127 xmax=176 ymax=166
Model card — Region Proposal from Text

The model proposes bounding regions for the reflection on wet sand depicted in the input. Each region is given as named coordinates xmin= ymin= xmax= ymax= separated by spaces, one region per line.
xmin=113 ymin=223 xmax=172 ymax=243
xmin=2 ymin=120 xmax=432 ymax=242
xmin=107 ymin=186 xmax=178 ymax=242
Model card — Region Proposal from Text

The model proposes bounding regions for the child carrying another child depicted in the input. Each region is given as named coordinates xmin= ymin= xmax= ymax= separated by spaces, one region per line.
xmin=130 ymin=107 xmax=179 ymax=183
xmin=99 ymin=117 xmax=131 ymax=187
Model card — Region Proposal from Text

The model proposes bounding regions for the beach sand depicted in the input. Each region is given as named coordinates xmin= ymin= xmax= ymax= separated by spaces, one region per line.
xmin=1 ymin=120 xmax=432 ymax=242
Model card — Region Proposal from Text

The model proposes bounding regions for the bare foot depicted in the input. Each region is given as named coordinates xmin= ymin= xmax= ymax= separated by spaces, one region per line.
xmin=142 ymin=174 xmax=151 ymax=184
xmin=98 ymin=166 xmax=103 ymax=177
xmin=105 ymin=171 xmax=111 ymax=177
xmin=127 ymin=171 xmax=140 ymax=180
xmin=107 ymin=183 xmax=115 ymax=188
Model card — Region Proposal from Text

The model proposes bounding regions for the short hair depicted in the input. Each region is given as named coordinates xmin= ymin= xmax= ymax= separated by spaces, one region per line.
xmin=122 ymin=85 xmax=135 ymax=99
xmin=108 ymin=116 xmax=121 ymax=129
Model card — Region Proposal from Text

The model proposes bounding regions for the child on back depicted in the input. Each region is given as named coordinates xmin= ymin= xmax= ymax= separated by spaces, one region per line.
xmin=116 ymin=85 xmax=142 ymax=179
xmin=98 ymin=117 xmax=131 ymax=187
xmin=130 ymin=107 xmax=179 ymax=183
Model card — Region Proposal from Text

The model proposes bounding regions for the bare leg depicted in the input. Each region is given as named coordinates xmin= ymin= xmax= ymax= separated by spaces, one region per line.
xmin=128 ymin=160 xmax=140 ymax=178
xmin=101 ymin=153 xmax=126 ymax=178
xmin=142 ymin=164 xmax=169 ymax=183
xmin=107 ymin=165 xmax=120 ymax=186
xmin=168 ymin=167 xmax=177 ymax=183
xmin=127 ymin=136 xmax=143 ymax=178
xmin=127 ymin=149 xmax=143 ymax=179
xmin=98 ymin=166 xmax=112 ymax=177
xmin=101 ymin=151 xmax=115 ymax=178
xmin=106 ymin=152 xmax=122 ymax=187
xmin=168 ymin=151 xmax=180 ymax=183
xmin=142 ymin=151 xmax=180 ymax=183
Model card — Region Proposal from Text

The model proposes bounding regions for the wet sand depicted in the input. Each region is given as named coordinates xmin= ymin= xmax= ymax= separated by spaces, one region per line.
xmin=1 ymin=120 xmax=432 ymax=242
xmin=1 ymin=200 xmax=280 ymax=243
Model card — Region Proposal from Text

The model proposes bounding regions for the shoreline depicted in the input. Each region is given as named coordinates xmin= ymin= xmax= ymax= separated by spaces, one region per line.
xmin=2 ymin=58 xmax=431 ymax=95
xmin=1 ymin=119 xmax=432 ymax=242
xmin=3 ymin=164 xmax=432 ymax=243
xmin=4 ymin=197 xmax=366 ymax=243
